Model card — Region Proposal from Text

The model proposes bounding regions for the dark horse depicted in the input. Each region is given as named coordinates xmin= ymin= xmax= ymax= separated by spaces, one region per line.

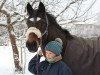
xmin=26 ymin=2 xmax=100 ymax=75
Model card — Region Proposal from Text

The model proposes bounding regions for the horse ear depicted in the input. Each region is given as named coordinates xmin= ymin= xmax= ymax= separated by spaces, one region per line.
xmin=27 ymin=3 xmax=34 ymax=16
xmin=38 ymin=2 xmax=45 ymax=15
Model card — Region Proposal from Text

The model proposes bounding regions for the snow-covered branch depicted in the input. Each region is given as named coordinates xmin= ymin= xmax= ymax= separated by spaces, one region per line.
xmin=76 ymin=0 xmax=96 ymax=19
xmin=0 ymin=0 xmax=6 ymax=10
xmin=55 ymin=1 xmax=76 ymax=18
xmin=0 ymin=10 xmax=11 ymax=24
xmin=0 ymin=24 xmax=7 ymax=27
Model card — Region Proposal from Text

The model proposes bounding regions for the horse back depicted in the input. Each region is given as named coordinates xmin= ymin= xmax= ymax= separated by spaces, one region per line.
xmin=63 ymin=36 xmax=100 ymax=75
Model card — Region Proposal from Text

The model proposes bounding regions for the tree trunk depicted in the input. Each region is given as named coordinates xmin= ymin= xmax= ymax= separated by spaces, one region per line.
xmin=7 ymin=24 xmax=22 ymax=72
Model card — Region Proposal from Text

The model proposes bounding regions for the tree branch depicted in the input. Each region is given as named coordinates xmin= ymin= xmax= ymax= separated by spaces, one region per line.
xmin=55 ymin=1 xmax=77 ymax=18
xmin=76 ymin=0 xmax=96 ymax=18
xmin=0 ymin=24 xmax=7 ymax=27
xmin=11 ymin=17 xmax=27 ymax=25
xmin=69 ymin=0 xmax=84 ymax=20
xmin=11 ymin=12 xmax=20 ymax=17
xmin=11 ymin=21 xmax=18 ymax=25
xmin=0 ymin=0 xmax=6 ymax=10
xmin=0 ymin=10 xmax=11 ymax=24
xmin=60 ymin=0 xmax=97 ymax=24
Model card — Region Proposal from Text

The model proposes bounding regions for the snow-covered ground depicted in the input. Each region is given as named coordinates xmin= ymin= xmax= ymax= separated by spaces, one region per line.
xmin=0 ymin=46 xmax=33 ymax=75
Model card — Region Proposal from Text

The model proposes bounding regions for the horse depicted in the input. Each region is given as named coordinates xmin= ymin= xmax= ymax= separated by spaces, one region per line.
xmin=26 ymin=2 xmax=100 ymax=75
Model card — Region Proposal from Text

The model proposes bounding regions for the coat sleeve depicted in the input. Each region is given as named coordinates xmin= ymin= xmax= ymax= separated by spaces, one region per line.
xmin=28 ymin=54 xmax=41 ymax=74
xmin=58 ymin=62 xmax=73 ymax=75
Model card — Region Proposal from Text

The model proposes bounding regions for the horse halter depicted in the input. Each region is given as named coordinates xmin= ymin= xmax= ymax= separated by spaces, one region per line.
xmin=41 ymin=14 xmax=49 ymax=37
xmin=38 ymin=14 xmax=49 ymax=46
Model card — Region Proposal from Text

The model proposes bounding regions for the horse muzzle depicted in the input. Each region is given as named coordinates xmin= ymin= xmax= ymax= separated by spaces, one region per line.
xmin=26 ymin=27 xmax=42 ymax=52
xmin=26 ymin=41 xmax=38 ymax=52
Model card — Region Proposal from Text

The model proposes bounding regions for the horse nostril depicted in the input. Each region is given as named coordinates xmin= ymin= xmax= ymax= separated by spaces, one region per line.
xmin=26 ymin=41 xmax=37 ymax=52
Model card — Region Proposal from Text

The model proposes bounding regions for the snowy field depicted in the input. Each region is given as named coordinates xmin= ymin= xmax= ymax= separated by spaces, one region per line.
xmin=0 ymin=46 xmax=33 ymax=75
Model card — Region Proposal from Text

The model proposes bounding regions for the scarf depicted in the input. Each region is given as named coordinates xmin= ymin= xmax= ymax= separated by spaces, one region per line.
xmin=46 ymin=55 xmax=62 ymax=63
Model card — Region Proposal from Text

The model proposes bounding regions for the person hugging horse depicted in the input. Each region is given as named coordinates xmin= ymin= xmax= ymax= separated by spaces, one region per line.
xmin=28 ymin=38 xmax=73 ymax=75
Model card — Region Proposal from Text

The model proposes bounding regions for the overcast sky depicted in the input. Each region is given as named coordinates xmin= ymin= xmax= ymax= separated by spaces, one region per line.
xmin=92 ymin=0 xmax=100 ymax=14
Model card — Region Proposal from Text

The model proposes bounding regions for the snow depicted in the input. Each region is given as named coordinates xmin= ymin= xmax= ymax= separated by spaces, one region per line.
xmin=0 ymin=46 xmax=33 ymax=75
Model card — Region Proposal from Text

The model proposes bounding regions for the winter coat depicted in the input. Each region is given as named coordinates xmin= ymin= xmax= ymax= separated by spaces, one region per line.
xmin=28 ymin=54 xmax=73 ymax=75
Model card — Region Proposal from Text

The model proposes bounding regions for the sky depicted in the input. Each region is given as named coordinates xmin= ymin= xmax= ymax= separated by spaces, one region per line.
xmin=92 ymin=0 xmax=100 ymax=14
xmin=88 ymin=0 xmax=100 ymax=23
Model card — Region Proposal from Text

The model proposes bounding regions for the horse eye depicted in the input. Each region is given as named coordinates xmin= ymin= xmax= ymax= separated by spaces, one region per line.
xmin=37 ymin=17 xmax=41 ymax=21
xmin=29 ymin=18 xmax=34 ymax=21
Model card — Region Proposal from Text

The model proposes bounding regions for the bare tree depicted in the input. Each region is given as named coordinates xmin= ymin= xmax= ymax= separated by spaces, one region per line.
xmin=55 ymin=0 xmax=96 ymax=25
xmin=0 ymin=0 xmax=22 ymax=73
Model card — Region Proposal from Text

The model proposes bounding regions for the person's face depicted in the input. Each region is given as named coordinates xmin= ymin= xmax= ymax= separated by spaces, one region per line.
xmin=45 ymin=50 xmax=56 ymax=60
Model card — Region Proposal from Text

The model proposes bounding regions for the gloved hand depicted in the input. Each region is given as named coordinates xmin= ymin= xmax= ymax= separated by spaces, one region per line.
xmin=38 ymin=50 xmax=43 ymax=56
xmin=37 ymin=46 xmax=43 ymax=56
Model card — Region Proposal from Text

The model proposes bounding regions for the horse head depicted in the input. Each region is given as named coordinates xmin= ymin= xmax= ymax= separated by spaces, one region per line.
xmin=26 ymin=2 xmax=73 ymax=54
xmin=26 ymin=2 xmax=49 ymax=52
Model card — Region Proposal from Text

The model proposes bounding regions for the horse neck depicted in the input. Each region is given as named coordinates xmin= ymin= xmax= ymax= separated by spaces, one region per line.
xmin=47 ymin=25 xmax=68 ymax=52
xmin=48 ymin=25 xmax=66 ymax=38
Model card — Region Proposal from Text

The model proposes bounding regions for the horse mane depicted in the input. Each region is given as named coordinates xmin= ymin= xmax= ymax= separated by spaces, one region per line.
xmin=46 ymin=13 xmax=58 ymax=26
xmin=46 ymin=13 xmax=73 ymax=39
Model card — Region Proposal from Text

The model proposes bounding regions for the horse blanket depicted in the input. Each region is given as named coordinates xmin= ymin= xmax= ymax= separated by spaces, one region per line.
xmin=63 ymin=36 xmax=100 ymax=75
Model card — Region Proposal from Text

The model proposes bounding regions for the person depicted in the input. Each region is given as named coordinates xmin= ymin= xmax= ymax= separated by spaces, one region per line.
xmin=28 ymin=39 xmax=73 ymax=75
